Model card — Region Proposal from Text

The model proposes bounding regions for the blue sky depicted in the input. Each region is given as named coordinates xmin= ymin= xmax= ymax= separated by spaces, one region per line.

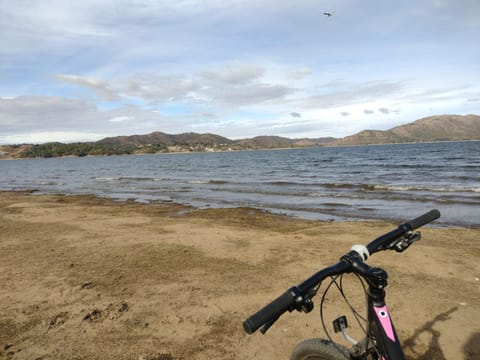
xmin=1 ymin=0 xmax=479 ymax=144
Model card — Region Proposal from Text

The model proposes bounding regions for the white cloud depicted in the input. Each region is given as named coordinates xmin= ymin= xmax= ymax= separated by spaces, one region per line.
xmin=52 ymin=62 xmax=298 ymax=109
xmin=108 ymin=116 xmax=133 ymax=123
xmin=289 ymin=67 xmax=313 ymax=79
xmin=0 ymin=131 xmax=106 ymax=144
xmin=0 ymin=1 xmax=114 ymax=56
xmin=119 ymin=74 xmax=200 ymax=103
xmin=201 ymin=62 xmax=264 ymax=85
xmin=56 ymin=74 xmax=119 ymax=100
xmin=301 ymin=81 xmax=405 ymax=109
xmin=206 ymin=83 xmax=295 ymax=106
xmin=0 ymin=96 xmax=171 ymax=143
xmin=0 ymin=96 xmax=99 ymax=131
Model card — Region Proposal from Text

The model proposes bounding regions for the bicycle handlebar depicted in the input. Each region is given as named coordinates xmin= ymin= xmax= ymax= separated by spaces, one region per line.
xmin=405 ymin=209 xmax=440 ymax=231
xmin=367 ymin=209 xmax=440 ymax=254
xmin=243 ymin=288 xmax=297 ymax=335
xmin=243 ymin=209 xmax=440 ymax=335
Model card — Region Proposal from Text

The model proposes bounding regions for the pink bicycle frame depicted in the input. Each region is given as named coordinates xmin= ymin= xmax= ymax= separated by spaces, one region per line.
xmin=366 ymin=288 xmax=405 ymax=359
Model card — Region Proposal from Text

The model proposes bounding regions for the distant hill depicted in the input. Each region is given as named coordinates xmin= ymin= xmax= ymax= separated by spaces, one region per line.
xmin=98 ymin=132 xmax=334 ymax=150
xmin=98 ymin=131 xmax=233 ymax=147
xmin=234 ymin=136 xmax=334 ymax=149
xmin=333 ymin=114 xmax=480 ymax=146
xmin=0 ymin=132 xmax=334 ymax=159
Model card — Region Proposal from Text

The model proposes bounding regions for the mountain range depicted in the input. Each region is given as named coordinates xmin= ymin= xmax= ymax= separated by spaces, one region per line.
xmin=1 ymin=114 xmax=479 ymax=159
xmin=98 ymin=132 xmax=335 ymax=149
xmin=334 ymin=114 xmax=480 ymax=146
xmin=90 ymin=114 xmax=480 ymax=148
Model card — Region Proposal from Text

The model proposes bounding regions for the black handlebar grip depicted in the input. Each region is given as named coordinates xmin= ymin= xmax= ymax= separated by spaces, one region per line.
xmin=405 ymin=209 xmax=441 ymax=230
xmin=243 ymin=289 xmax=296 ymax=334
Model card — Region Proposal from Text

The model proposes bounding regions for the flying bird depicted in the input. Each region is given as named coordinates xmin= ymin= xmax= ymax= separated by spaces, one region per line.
xmin=323 ymin=12 xmax=333 ymax=17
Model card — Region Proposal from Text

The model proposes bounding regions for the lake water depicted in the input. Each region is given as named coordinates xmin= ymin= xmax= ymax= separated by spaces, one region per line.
xmin=1 ymin=141 xmax=479 ymax=227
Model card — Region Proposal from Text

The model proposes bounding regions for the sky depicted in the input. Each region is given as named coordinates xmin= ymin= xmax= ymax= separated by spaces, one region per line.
xmin=1 ymin=0 xmax=479 ymax=144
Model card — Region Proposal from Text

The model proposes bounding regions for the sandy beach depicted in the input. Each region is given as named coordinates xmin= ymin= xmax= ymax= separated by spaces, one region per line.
xmin=0 ymin=191 xmax=478 ymax=359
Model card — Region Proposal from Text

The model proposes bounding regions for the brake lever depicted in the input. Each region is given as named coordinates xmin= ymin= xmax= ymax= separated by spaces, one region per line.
xmin=393 ymin=231 xmax=421 ymax=252
xmin=260 ymin=316 xmax=279 ymax=334
xmin=260 ymin=290 xmax=317 ymax=334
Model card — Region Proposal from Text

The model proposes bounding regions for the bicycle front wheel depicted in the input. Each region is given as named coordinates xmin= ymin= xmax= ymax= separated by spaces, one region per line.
xmin=290 ymin=338 xmax=351 ymax=360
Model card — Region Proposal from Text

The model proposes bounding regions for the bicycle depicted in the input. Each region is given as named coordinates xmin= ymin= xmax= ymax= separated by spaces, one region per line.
xmin=243 ymin=209 xmax=441 ymax=359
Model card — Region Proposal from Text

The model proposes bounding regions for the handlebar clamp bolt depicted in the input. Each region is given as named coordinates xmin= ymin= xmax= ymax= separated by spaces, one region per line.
xmin=369 ymin=267 xmax=388 ymax=288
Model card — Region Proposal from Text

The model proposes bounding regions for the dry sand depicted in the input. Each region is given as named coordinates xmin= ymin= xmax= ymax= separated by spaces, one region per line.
xmin=0 ymin=191 xmax=479 ymax=360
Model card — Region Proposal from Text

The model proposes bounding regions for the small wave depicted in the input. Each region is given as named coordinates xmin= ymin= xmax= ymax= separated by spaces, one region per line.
xmin=434 ymin=198 xmax=480 ymax=205
xmin=94 ymin=177 xmax=119 ymax=182
xmin=309 ymin=192 xmax=364 ymax=199
xmin=321 ymin=202 xmax=352 ymax=208
xmin=187 ymin=180 xmax=210 ymax=184
xmin=323 ymin=183 xmax=357 ymax=189
xmin=321 ymin=182 xmax=480 ymax=194
xmin=363 ymin=185 xmax=415 ymax=192
xmin=39 ymin=181 xmax=65 ymax=186
xmin=369 ymin=185 xmax=480 ymax=193
xmin=267 ymin=181 xmax=304 ymax=186
xmin=118 ymin=176 xmax=157 ymax=182
xmin=209 ymin=180 xmax=229 ymax=185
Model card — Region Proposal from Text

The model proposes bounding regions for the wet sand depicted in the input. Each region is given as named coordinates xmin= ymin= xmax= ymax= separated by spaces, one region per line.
xmin=0 ymin=191 xmax=479 ymax=359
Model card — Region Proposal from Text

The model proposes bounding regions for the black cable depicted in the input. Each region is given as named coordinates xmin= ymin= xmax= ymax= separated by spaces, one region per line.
xmin=337 ymin=273 xmax=367 ymax=324
xmin=319 ymin=275 xmax=350 ymax=360
xmin=320 ymin=273 xmax=384 ymax=360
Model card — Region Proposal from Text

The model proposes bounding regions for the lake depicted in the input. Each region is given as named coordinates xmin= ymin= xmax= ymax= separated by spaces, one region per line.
xmin=1 ymin=141 xmax=479 ymax=227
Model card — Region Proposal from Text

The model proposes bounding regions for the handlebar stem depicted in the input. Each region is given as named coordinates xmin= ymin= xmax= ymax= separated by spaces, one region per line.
xmin=341 ymin=251 xmax=388 ymax=290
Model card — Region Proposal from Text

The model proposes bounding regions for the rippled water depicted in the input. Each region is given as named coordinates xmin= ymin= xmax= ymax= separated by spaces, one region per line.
xmin=1 ymin=141 xmax=479 ymax=227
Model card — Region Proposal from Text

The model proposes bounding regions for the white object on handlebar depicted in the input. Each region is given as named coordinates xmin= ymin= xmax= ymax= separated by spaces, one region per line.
xmin=351 ymin=244 xmax=370 ymax=261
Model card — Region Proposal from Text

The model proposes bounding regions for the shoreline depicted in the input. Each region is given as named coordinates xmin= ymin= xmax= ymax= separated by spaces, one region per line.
xmin=4 ymin=189 xmax=478 ymax=230
xmin=1 ymin=139 xmax=479 ymax=161
xmin=1 ymin=191 xmax=479 ymax=359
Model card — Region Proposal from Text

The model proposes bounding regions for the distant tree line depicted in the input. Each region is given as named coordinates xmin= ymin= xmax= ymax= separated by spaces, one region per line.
xmin=20 ymin=142 xmax=171 ymax=158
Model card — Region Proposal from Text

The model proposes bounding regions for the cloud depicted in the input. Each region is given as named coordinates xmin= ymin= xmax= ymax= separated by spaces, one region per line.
xmin=0 ymin=96 xmax=100 ymax=132
xmin=0 ymin=131 xmax=105 ymax=145
xmin=52 ymin=61 xmax=297 ymax=109
xmin=202 ymin=112 xmax=217 ymax=118
xmin=198 ymin=63 xmax=296 ymax=106
xmin=206 ymin=83 xmax=295 ymax=106
xmin=56 ymin=74 xmax=119 ymax=100
xmin=0 ymin=1 xmax=115 ymax=43
xmin=397 ymin=86 xmax=474 ymax=104
xmin=0 ymin=96 xmax=168 ymax=142
xmin=120 ymin=74 xmax=200 ymax=103
xmin=290 ymin=112 xmax=302 ymax=118
xmin=201 ymin=62 xmax=264 ymax=85
xmin=302 ymin=81 xmax=405 ymax=109
xmin=289 ymin=67 xmax=313 ymax=79
xmin=57 ymin=73 xmax=201 ymax=104
xmin=364 ymin=109 xmax=375 ymax=114
xmin=108 ymin=116 xmax=133 ymax=123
